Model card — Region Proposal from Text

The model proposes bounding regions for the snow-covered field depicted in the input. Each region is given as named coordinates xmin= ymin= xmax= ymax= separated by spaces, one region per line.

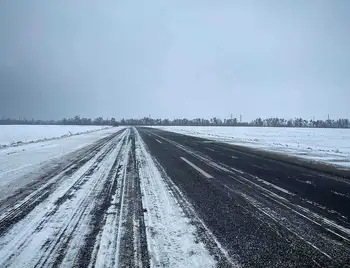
xmin=152 ymin=126 xmax=350 ymax=168
xmin=0 ymin=125 xmax=112 ymax=148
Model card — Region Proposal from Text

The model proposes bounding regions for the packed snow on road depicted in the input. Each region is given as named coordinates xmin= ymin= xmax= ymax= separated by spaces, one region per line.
xmin=152 ymin=126 xmax=350 ymax=168
xmin=0 ymin=127 xmax=230 ymax=268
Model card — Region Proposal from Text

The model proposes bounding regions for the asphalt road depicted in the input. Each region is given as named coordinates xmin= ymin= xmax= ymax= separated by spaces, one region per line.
xmin=138 ymin=127 xmax=350 ymax=268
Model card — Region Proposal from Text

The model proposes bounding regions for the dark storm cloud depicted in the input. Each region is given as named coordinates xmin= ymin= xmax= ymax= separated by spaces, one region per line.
xmin=0 ymin=0 xmax=349 ymax=120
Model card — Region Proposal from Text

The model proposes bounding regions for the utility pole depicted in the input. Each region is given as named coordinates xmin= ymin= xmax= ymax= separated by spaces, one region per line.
xmin=240 ymin=114 xmax=242 ymax=124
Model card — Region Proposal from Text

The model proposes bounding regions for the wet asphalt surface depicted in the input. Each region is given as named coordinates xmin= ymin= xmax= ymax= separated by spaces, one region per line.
xmin=138 ymin=127 xmax=350 ymax=268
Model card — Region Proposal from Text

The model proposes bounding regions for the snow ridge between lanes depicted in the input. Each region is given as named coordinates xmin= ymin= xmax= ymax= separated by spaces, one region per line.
xmin=135 ymin=129 xmax=217 ymax=268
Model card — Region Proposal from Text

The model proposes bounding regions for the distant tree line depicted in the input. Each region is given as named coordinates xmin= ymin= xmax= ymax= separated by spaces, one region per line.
xmin=1 ymin=116 xmax=350 ymax=128
xmin=249 ymin=117 xmax=350 ymax=128
xmin=119 ymin=117 xmax=350 ymax=128
xmin=0 ymin=116 xmax=117 ymax=126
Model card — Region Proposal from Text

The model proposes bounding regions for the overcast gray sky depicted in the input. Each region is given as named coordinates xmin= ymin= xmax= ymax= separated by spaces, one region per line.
xmin=0 ymin=0 xmax=349 ymax=121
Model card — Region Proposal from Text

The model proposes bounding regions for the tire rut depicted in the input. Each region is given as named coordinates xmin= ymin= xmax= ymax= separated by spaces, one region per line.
xmin=88 ymin=128 xmax=149 ymax=268
xmin=0 ymin=130 xmax=125 ymax=235
xmin=72 ymin=133 xmax=129 ymax=268
xmin=118 ymin=128 xmax=150 ymax=268
xmin=0 ymin=130 xmax=128 ymax=267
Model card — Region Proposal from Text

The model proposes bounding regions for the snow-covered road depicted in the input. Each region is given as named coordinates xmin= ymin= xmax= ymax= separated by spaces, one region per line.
xmin=0 ymin=127 xmax=220 ymax=268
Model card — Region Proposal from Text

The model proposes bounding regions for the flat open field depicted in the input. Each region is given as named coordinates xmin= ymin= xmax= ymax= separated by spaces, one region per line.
xmin=0 ymin=125 xmax=111 ymax=147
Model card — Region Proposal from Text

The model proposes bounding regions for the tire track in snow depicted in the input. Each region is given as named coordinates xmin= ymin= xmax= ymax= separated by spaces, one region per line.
xmin=76 ymin=132 xmax=130 ymax=268
xmin=117 ymin=129 xmax=149 ymax=268
xmin=90 ymin=128 xmax=149 ymax=268
xmin=58 ymin=130 xmax=131 ymax=268
xmin=89 ymin=133 xmax=132 ymax=268
xmin=0 ymin=130 xmax=129 ymax=267
xmin=0 ymin=130 xmax=124 ymax=235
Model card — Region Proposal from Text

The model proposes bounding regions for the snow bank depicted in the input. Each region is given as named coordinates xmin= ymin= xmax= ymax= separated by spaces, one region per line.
xmin=0 ymin=125 xmax=112 ymax=148
xmin=152 ymin=126 xmax=350 ymax=168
